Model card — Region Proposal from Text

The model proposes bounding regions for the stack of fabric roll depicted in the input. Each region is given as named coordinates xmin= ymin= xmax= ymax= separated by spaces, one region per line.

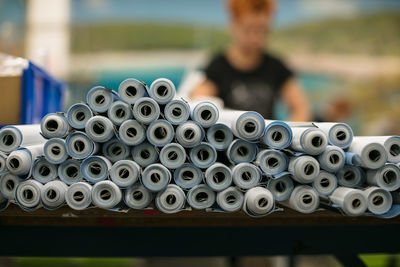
xmin=0 ymin=77 xmax=399 ymax=218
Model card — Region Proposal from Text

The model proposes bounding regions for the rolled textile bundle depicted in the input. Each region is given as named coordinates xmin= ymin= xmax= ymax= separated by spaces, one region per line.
xmin=118 ymin=78 xmax=148 ymax=104
xmin=132 ymin=97 xmax=160 ymax=124
xmin=290 ymin=127 xmax=328 ymax=155
xmin=40 ymin=113 xmax=70 ymax=139
xmin=312 ymin=122 xmax=353 ymax=149
xmin=66 ymin=103 xmax=93 ymax=130
xmin=206 ymin=123 xmax=233 ymax=151
xmin=288 ymin=155 xmax=320 ymax=184
xmin=146 ymin=119 xmax=175 ymax=147
xmin=65 ymin=182 xmax=92 ymax=210
xmin=267 ymin=174 xmax=294 ymax=201
xmin=175 ymin=121 xmax=204 ymax=148
xmin=58 ymin=159 xmax=83 ymax=185
xmin=189 ymin=142 xmax=217 ymax=169
xmin=65 ymin=131 xmax=97 ymax=159
xmin=85 ymin=116 xmax=115 ymax=143
xmin=231 ymin=162 xmax=262 ymax=190
xmin=141 ymin=163 xmax=171 ymax=192
xmin=312 ymin=171 xmax=338 ymax=196
xmin=32 ymin=157 xmax=58 ymax=184
xmin=329 ymin=187 xmax=368 ymax=216
xmin=0 ymin=173 xmax=21 ymax=199
xmin=81 ymin=156 xmax=112 ymax=184
xmin=0 ymin=151 xmax=7 ymax=174
xmin=131 ymin=142 xmax=159 ymax=167
xmin=44 ymin=138 xmax=68 ymax=164
xmin=348 ymin=136 xmax=400 ymax=164
xmin=41 ymin=180 xmax=68 ymax=210
xmin=364 ymin=186 xmax=392 ymax=215
xmin=6 ymin=144 xmax=44 ymax=177
xmin=337 ymin=165 xmax=365 ymax=188
xmin=226 ymin=139 xmax=258 ymax=164
xmin=101 ymin=138 xmax=130 ymax=163
xmin=107 ymin=100 xmax=133 ymax=126
xmin=124 ymin=184 xmax=152 ymax=209
xmin=86 ymin=86 xmax=117 ymax=113
xmin=216 ymin=186 xmax=244 ymax=212
xmin=318 ymin=145 xmax=345 ymax=173
xmin=344 ymin=152 xmax=362 ymax=166
xmin=366 ymin=163 xmax=400 ymax=191
xmin=205 ymin=163 xmax=232 ymax=192
xmin=15 ymin=179 xmax=43 ymax=211
xmin=155 ymin=184 xmax=186 ymax=214
xmin=148 ymin=78 xmax=176 ymax=105
xmin=0 ymin=124 xmax=45 ymax=153
xmin=190 ymin=101 xmax=219 ymax=128
xmin=160 ymin=143 xmax=186 ymax=170
xmin=262 ymin=120 xmax=292 ymax=150
xmin=173 ymin=163 xmax=203 ymax=189
xmin=187 ymin=184 xmax=215 ymax=209
xmin=280 ymin=185 xmax=319 ymax=214
xmin=348 ymin=137 xmax=387 ymax=169
xmin=218 ymin=110 xmax=265 ymax=141
xmin=110 ymin=160 xmax=141 ymax=188
xmin=243 ymin=187 xmax=275 ymax=217
xmin=255 ymin=149 xmax=289 ymax=176
xmin=118 ymin=119 xmax=146 ymax=146
xmin=164 ymin=99 xmax=190 ymax=125
xmin=91 ymin=180 xmax=122 ymax=210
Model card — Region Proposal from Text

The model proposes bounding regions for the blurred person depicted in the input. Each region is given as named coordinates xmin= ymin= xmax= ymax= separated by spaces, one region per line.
xmin=191 ymin=0 xmax=310 ymax=121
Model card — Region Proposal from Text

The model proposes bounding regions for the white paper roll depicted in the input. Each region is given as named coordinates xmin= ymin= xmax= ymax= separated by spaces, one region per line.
xmin=218 ymin=110 xmax=265 ymax=141
xmin=329 ymin=187 xmax=368 ymax=216
xmin=267 ymin=174 xmax=294 ymax=201
xmin=348 ymin=137 xmax=387 ymax=169
xmin=160 ymin=143 xmax=186 ymax=169
xmin=101 ymin=138 xmax=130 ymax=163
xmin=44 ymin=138 xmax=68 ymax=164
xmin=32 ymin=157 xmax=58 ymax=184
xmin=318 ymin=145 xmax=345 ymax=173
xmin=15 ymin=179 xmax=43 ymax=211
xmin=124 ymin=184 xmax=152 ymax=209
xmin=91 ymin=180 xmax=122 ymax=209
xmin=173 ymin=163 xmax=203 ymax=189
xmin=189 ymin=142 xmax=217 ymax=169
xmin=85 ymin=115 xmax=115 ymax=143
xmin=86 ymin=86 xmax=117 ymax=113
xmin=110 ymin=160 xmax=141 ymax=188
xmin=0 ymin=124 xmax=45 ymax=153
xmin=364 ymin=186 xmax=392 ymax=215
xmin=243 ymin=187 xmax=275 ymax=217
xmin=206 ymin=123 xmax=234 ymax=151
xmin=232 ymin=163 xmax=262 ymax=190
xmin=155 ymin=184 xmax=186 ymax=214
xmin=65 ymin=131 xmax=97 ymax=159
xmin=148 ymin=78 xmax=176 ymax=104
xmin=366 ymin=163 xmax=400 ymax=191
xmin=175 ymin=121 xmax=204 ymax=148
xmin=118 ymin=78 xmax=148 ymax=104
xmin=337 ymin=165 xmax=365 ymax=188
xmin=281 ymin=185 xmax=319 ymax=214
xmin=132 ymin=97 xmax=160 ymax=124
xmin=146 ymin=119 xmax=174 ymax=147
xmin=65 ymin=182 xmax=92 ymax=210
xmin=187 ymin=184 xmax=215 ymax=209
xmin=40 ymin=113 xmax=70 ymax=139
xmin=226 ymin=139 xmax=258 ymax=164
xmin=141 ymin=163 xmax=171 ymax=192
xmin=81 ymin=156 xmax=112 ymax=184
xmin=58 ymin=159 xmax=83 ymax=185
xmin=312 ymin=171 xmax=338 ymax=196
xmin=107 ymin=100 xmax=133 ymax=126
xmin=255 ymin=149 xmax=289 ymax=176
xmin=312 ymin=122 xmax=353 ymax=149
xmin=41 ymin=180 xmax=68 ymax=210
xmin=190 ymin=101 xmax=219 ymax=128
xmin=66 ymin=103 xmax=93 ymax=129
xmin=164 ymin=99 xmax=190 ymax=125
xmin=118 ymin=119 xmax=146 ymax=146
xmin=290 ymin=127 xmax=328 ymax=155
xmin=131 ymin=142 xmax=159 ymax=167
xmin=204 ymin=163 xmax=232 ymax=192
xmin=0 ymin=173 xmax=21 ymax=199
xmin=216 ymin=186 xmax=244 ymax=212
xmin=0 ymin=151 xmax=7 ymax=174
xmin=262 ymin=120 xmax=293 ymax=149
xmin=349 ymin=136 xmax=400 ymax=163
xmin=6 ymin=144 xmax=44 ymax=177
xmin=288 ymin=155 xmax=320 ymax=184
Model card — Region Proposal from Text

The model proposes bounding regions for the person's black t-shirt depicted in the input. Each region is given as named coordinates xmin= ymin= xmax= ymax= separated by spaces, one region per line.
xmin=204 ymin=53 xmax=293 ymax=119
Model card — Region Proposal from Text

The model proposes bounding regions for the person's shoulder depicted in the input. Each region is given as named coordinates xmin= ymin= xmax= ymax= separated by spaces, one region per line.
xmin=207 ymin=52 xmax=228 ymax=66
xmin=262 ymin=52 xmax=288 ymax=67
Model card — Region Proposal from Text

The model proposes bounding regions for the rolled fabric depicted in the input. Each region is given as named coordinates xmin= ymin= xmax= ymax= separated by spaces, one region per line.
xmin=231 ymin=163 xmax=262 ymax=190
xmin=85 ymin=115 xmax=115 ymax=143
xmin=131 ymin=142 xmax=159 ymax=167
xmin=15 ymin=179 xmax=43 ymax=211
xmin=318 ymin=145 xmax=345 ymax=173
xmin=40 ymin=113 xmax=70 ymax=139
xmin=118 ymin=78 xmax=148 ymax=104
xmin=41 ymin=180 xmax=68 ymax=210
xmin=101 ymin=138 xmax=130 ymax=163
xmin=146 ymin=119 xmax=174 ymax=147
xmin=344 ymin=152 xmax=362 ymax=166
xmin=204 ymin=163 xmax=232 ymax=192
xmin=173 ymin=163 xmax=203 ymax=189
xmin=290 ymin=127 xmax=328 ymax=155
xmin=65 ymin=131 xmax=97 ymax=159
xmin=312 ymin=122 xmax=353 ymax=149
xmin=364 ymin=186 xmax=392 ymax=215
xmin=288 ymin=155 xmax=320 ymax=184
xmin=110 ymin=160 xmax=141 ymax=188
xmin=164 ymin=99 xmax=190 ymax=125
xmin=32 ymin=157 xmax=58 ymax=184
xmin=255 ymin=149 xmax=289 ymax=176
xmin=0 ymin=151 xmax=7 ymax=174
xmin=107 ymin=100 xmax=133 ymax=126
xmin=190 ymin=101 xmax=219 ymax=128
xmin=0 ymin=173 xmax=21 ymax=199
xmin=58 ymin=159 xmax=83 ymax=185
xmin=141 ymin=163 xmax=171 ymax=192
xmin=366 ymin=163 xmax=400 ymax=191
xmin=216 ymin=186 xmax=244 ymax=212
xmin=218 ymin=110 xmax=265 ymax=141
xmin=348 ymin=137 xmax=387 ymax=169
xmin=132 ymin=97 xmax=160 ymax=124
xmin=175 ymin=121 xmax=204 ymax=148
xmin=148 ymin=78 xmax=176 ymax=104
xmin=337 ymin=165 xmax=365 ymax=188
xmin=118 ymin=119 xmax=146 ymax=146
xmin=6 ymin=144 xmax=44 ymax=177
xmin=86 ymin=85 xmax=117 ymax=113
xmin=262 ymin=120 xmax=292 ymax=150
xmin=124 ymin=184 xmax=152 ymax=209
xmin=81 ymin=156 xmax=112 ymax=184
xmin=280 ymin=185 xmax=319 ymax=214
xmin=65 ymin=182 xmax=92 ymax=210
xmin=189 ymin=142 xmax=217 ymax=169
xmin=155 ymin=184 xmax=186 ymax=214
xmin=329 ymin=187 xmax=368 ymax=216
xmin=267 ymin=174 xmax=294 ymax=201
xmin=226 ymin=139 xmax=258 ymax=164
xmin=312 ymin=171 xmax=338 ymax=196
xmin=187 ymin=184 xmax=215 ymax=209
xmin=66 ymin=103 xmax=93 ymax=129
xmin=243 ymin=187 xmax=275 ymax=217
xmin=0 ymin=124 xmax=45 ymax=153
xmin=348 ymin=136 xmax=400 ymax=164
xmin=206 ymin=123 xmax=233 ymax=151
xmin=44 ymin=138 xmax=68 ymax=164
xmin=160 ymin=143 xmax=186 ymax=169
xmin=91 ymin=180 xmax=122 ymax=209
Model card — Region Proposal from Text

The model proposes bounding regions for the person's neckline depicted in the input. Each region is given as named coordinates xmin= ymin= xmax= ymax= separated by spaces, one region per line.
xmin=223 ymin=47 xmax=265 ymax=74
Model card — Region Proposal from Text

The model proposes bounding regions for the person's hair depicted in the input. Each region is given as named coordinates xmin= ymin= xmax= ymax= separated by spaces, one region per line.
xmin=228 ymin=0 xmax=274 ymax=21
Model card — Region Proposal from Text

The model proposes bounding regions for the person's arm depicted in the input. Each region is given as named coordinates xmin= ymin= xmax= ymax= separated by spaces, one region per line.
xmin=189 ymin=79 xmax=218 ymax=99
xmin=281 ymin=78 xmax=311 ymax=121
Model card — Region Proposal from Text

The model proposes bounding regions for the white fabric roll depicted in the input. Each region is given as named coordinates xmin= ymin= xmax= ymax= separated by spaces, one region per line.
xmin=118 ymin=78 xmax=148 ymax=104
xmin=155 ymin=184 xmax=186 ymax=214
xmin=281 ymin=185 xmax=319 ymax=214
xmin=262 ymin=120 xmax=293 ymax=150
xmin=216 ymin=186 xmax=244 ymax=212
xmin=226 ymin=139 xmax=258 ymax=164
xmin=86 ymin=86 xmax=117 ymax=113
xmin=85 ymin=115 xmax=115 ymax=143
xmin=175 ymin=121 xmax=204 ymax=148
xmin=6 ymin=144 xmax=44 ymax=177
xmin=110 ymin=160 xmax=141 ymax=188
xmin=348 ymin=137 xmax=387 ymax=169
xmin=231 ymin=163 xmax=262 ymax=190
xmin=330 ymin=187 xmax=368 ymax=216
xmin=366 ymin=163 xmax=400 ymax=191
xmin=190 ymin=101 xmax=219 ymax=128
xmin=107 ymin=100 xmax=133 ymax=126
xmin=312 ymin=171 xmax=338 ymax=196
xmin=255 ymin=149 xmax=289 ymax=176
xmin=0 ymin=173 xmax=21 ymax=199
xmin=313 ymin=122 xmax=353 ymax=149
xmin=131 ymin=142 xmax=159 ymax=167
xmin=288 ymin=155 xmax=320 ymax=184
xmin=146 ymin=120 xmax=174 ymax=147
xmin=187 ymin=184 xmax=215 ymax=209
xmin=81 ymin=156 xmax=112 ymax=184
xmin=124 ymin=184 xmax=152 ymax=209
xmin=0 ymin=124 xmax=45 ymax=153
xmin=164 ymin=99 xmax=190 ymax=125
xmin=148 ymin=78 xmax=176 ymax=104
xmin=160 ymin=143 xmax=186 ymax=169
xmin=65 ymin=131 xmax=97 ymax=159
xmin=290 ymin=127 xmax=328 ymax=155
xmin=118 ymin=119 xmax=146 ymax=146
xmin=40 ymin=113 xmax=70 ymax=139
xmin=58 ymin=159 xmax=83 ymax=185
xmin=41 ymin=180 xmax=68 ymax=210
xmin=218 ymin=110 xmax=265 ymax=141
xmin=44 ymin=138 xmax=68 ymax=164
xmin=243 ymin=187 xmax=275 ymax=217
xmin=132 ymin=97 xmax=160 ymax=124
xmin=101 ymin=138 xmax=130 ymax=163
xmin=318 ymin=145 xmax=345 ymax=173
xmin=189 ymin=142 xmax=217 ymax=169
xmin=32 ymin=157 xmax=58 ymax=184
xmin=66 ymin=103 xmax=93 ymax=130
xmin=364 ymin=186 xmax=392 ymax=215
xmin=173 ymin=163 xmax=203 ymax=189
xmin=337 ymin=165 xmax=365 ymax=188
xmin=267 ymin=174 xmax=294 ymax=201
xmin=141 ymin=163 xmax=171 ymax=192
xmin=65 ymin=182 xmax=92 ymax=210
xmin=15 ymin=179 xmax=43 ymax=211
xmin=350 ymin=136 xmax=400 ymax=163
xmin=91 ymin=180 xmax=122 ymax=209
xmin=206 ymin=123 xmax=234 ymax=151
xmin=205 ymin=163 xmax=232 ymax=192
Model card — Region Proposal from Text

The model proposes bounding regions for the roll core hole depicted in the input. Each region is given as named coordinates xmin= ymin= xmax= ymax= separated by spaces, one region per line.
xmin=166 ymin=194 xmax=176 ymax=205
xmin=46 ymin=189 xmax=57 ymax=200
xmin=182 ymin=170 xmax=194 ymax=181
xmin=172 ymin=107 xmax=182 ymax=117
xmin=343 ymin=170 xmax=355 ymax=182
xmin=329 ymin=153 xmax=340 ymax=165
xmin=272 ymin=131 xmax=283 ymax=142
xmin=116 ymin=108 xmax=126 ymax=118
xmin=111 ymin=145 xmax=122 ymax=156
xmin=383 ymin=170 xmax=396 ymax=185
xmin=304 ymin=164 xmax=315 ymax=176
xmin=302 ymin=194 xmax=312 ymax=204
xmin=154 ymin=126 xmax=167 ymax=140
xmin=45 ymin=119 xmax=59 ymax=132
xmin=311 ymin=136 xmax=323 ymax=147
xmin=241 ymin=171 xmax=251 ymax=181
xmin=119 ymin=168 xmax=130 ymax=179
xmin=336 ymin=130 xmax=346 ymax=141
xmin=226 ymin=194 xmax=236 ymax=204
xmin=244 ymin=121 xmax=256 ymax=134
xmin=237 ymin=146 xmax=248 ymax=157
xmin=140 ymin=149 xmax=150 ymax=159
xmin=140 ymin=104 xmax=152 ymax=116
xmin=167 ymin=151 xmax=178 ymax=161
xmin=76 ymin=111 xmax=85 ymax=121
xmin=184 ymin=129 xmax=195 ymax=140
xmin=258 ymin=198 xmax=268 ymax=208
xmin=93 ymin=121 xmax=105 ymax=135
xmin=352 ymin=198 xmax=361 ymax=208
xmin=320 ymin=178 xmax=330 ymax=187
xmin=266 ymin=157 xmax=279 ymax=168
xmin=200 ymin=109 xmax=212 ymax=121
xmin=150 ymin=172 xmax=161 ymax=183
xmin=39 ymin=165 xmax=51 ymax=176
xmin=126 ymin=86 xmax=137 ymax=97
xmin=51 ymin=145 xmax=61 ymax=155
xmin=214 ymin=130 xmax=225 ymax=142
xmin=73 ymin=140 xmax=85 ymax=152
xmin=195 ymin=192 xmax=208 ymax=202
xmin=95 ymin=95 xmax=105 ymax=105
xmin=368 ymin=150 xmax=381 ymax=162
xmin=89 ymin=163 xmax=102 ymax=175
xmin=3 ymin=134 xmax=14 ymax=146
xmin=126 ymin=127 xmax=137 ymax=138
xmin=100 ymin=189 xmax=111 ymax=200
xmin=66 ymin=166 xmax=78 ymax=178
xmin=132 ymin=190 xmax=143 ymax=200
xmin=23 ymin=189 xmax=34 ymax=200
xmin=156 ymin=85 xmax=168 ymax=97
xmin=9 ymin=158 xmax=19 ymax=169
xmin=390 ymin=144 xmax=400 ymax=157
xmin=6 ymin=180 xmax=14 ymax=191
xmin=213 ymin=171 xmax=225 ymax=184
xmin=73 ymin=191 xmax=84 ymax=202
xmin=197 ymin=149 xmax=210 ymax=161
xmin=275 ymin=181 xmax=286 ymax=192
xmin=372 ymin=195 xmax=384 ymax=206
